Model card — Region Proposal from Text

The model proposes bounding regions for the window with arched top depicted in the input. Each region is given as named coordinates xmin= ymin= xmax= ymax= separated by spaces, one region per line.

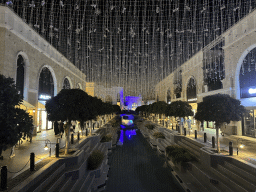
xmin=39 ymin=67 xmax=54 ymax=99
xmin=167 ymin=89 xmax=171 ymax=104
xmin=76 ymin=83 xmax=82 ymax=89
xmin=117 ymin=93 xmax=120 ymax=102
xmin=16 ymin=55 xmax=25 ymax=97
xmin=187 ymin=78 xmax=197 ymax=100
xmin=240 ymin=48 xmax=256 ymax=98
xmin=63 ymin=78 xmax=71 ymax=89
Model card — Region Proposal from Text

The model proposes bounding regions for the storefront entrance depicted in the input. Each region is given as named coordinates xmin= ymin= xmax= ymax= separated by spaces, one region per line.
xmin=37 ymin=101 xmax=52 ymax=132
xmin=243 ymin=108 xmax=256 ymax=137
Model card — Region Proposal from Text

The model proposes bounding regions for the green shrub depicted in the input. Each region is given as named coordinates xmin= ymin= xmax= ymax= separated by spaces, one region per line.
xmin=101 ymin=134 xmax=112 ymax=142
xmin=88 ymin=150 xmax=105 ymax=170
xmin=145 ymin=124 xmax=155 ymax=130
xmin=111 ymin=119 xmax=120 ymax=127
xmin=165 ymin=145 xmax=196 ymax=164
xmin=153 ymin=132 xmax=165 ymax=139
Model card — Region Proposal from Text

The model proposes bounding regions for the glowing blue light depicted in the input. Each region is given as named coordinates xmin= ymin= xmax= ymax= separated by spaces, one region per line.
xmin=119 ymin=130 xmax=123 ymax=144
xmin=249 ymin=88 xmax=256 ymax=94
xmin=120 ymin=125 xmax=126 ymax=129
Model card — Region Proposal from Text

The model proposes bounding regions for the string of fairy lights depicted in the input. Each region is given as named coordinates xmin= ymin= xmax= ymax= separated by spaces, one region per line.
xmin=2 ymin=0 xmax=256 ymax=100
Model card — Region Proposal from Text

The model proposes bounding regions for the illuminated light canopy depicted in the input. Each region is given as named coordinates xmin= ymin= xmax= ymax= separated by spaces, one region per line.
xmin=248 ymin=88 xmax=256 ymax=94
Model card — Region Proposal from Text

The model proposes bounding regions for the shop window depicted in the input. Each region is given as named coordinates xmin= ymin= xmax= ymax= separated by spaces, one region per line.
xmin=39 ymin=67 xmax=54 ymax=99
xmin=16 ymin=55 xmax=25 ymax=96
xmin=240 ymin=48 xmax=256 ymax=98
xmin=167 ymin=89 xmax=171 ymax=104
xmin=187 ymin=78 xmax=197 ymax=100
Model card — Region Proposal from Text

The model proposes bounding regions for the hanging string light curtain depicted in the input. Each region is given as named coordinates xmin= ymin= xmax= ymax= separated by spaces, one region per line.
xmin=4 ymin=0 xmax=256 ymax=99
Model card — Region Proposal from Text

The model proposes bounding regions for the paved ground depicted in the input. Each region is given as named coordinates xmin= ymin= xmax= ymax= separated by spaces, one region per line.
xmin=105 ymin=126 xmax=184 ymax=192
xmin=1 ymin=116 xmax=256 ymax=191
xmin=0 ymin=128 xmax=88 ymax=179
xmin=187 ymin=127 xmax=256 ymax=165
xmin=164 ymin=123 xmax=256 ymax=165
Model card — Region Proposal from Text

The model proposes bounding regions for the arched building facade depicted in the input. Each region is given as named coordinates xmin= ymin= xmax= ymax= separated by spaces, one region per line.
xmin=0 ymin=6 xmax=86 ymax=134
xmin=155 ymin=7 xmax=256 ymax=137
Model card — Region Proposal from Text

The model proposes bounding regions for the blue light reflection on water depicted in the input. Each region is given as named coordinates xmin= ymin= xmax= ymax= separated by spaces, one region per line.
xmin=119 ymin=130 xmax=124 ymax=144
xmin=120 ymin=125 xmax=126 ymax=129
xmin=125 ymin=129 xmax=136 ymax=140
xmin=118 ymin=129 xmax=137 ymax=143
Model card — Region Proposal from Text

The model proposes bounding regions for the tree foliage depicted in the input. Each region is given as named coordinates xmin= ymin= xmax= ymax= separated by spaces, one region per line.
xmin=195 ymin=94 xmax=246 ymax=127
xmin=46 ymin=89 xmax=97 ymax=124
xmin=165 ymin=101 xmax=193 ymax=118
xmin=135 ymin=105 xmax=148 ymax=113
xmin=195 ymin=94 xmax=246 ymax=153
xmin=148 ymin=101 xmax=168 ymax=114
xmin=0 ymin=74 xmax=33 ymax=156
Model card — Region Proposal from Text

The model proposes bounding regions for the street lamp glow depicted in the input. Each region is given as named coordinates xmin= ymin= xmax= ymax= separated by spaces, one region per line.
xmin=248 ymin=88 xmax=256 ymax=94
xmin=44 ymin=144 xmax=49 ymax=150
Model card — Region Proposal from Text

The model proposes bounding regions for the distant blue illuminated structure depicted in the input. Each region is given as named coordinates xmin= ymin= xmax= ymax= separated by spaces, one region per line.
xmin=124 ymin=95 xmax=142 ymax=110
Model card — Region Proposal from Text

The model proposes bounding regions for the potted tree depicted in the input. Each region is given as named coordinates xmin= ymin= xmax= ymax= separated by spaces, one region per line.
xmin=0 ymin=75 xmax=33 ymax=159
xmin=165 ymin=101 xmax=193 ymax=134
xmin=46 ymin=89 xmax=97 ymax=155
xmin=195 ymin=94 xmax=246 ymax=152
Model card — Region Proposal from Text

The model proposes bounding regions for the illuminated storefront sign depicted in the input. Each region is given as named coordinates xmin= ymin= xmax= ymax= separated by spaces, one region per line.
xmin=188 ymin=98 xmax=197 ymax=102
xmin=248 ymin=88 xmax=256 ymax=94
xmin=39 ymin=94 xmax=51 ymax=100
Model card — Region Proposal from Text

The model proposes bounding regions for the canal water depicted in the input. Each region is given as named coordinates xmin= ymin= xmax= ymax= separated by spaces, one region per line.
xmin=104 ymin=124 xmax=184 ymax=192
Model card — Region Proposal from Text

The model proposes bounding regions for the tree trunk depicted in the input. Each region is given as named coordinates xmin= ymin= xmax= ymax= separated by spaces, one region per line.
xmin=90 ymin=120 xmax=92 ymax=136
xmin=216 ymin=126 xmax=220 ymax=153
xmin=65 ymin=121 xmax=71 ymax=155
xmin=179 ymin=117 xmax=183 ymax=135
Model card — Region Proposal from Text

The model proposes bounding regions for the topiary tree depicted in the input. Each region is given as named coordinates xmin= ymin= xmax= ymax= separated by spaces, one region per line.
xmin=149 ymin=101 xmax=168 ymax=120
xmin=46 ymin=89 xmax=97 ymax=154
xmin=165 ymin=101 xmax=193 ymax=134
xmin=112 ymin=104 xmax=121 ymax=114
xmin=195 ymin=94 xmax=246 ymax=152
xmin=0 ymin=74 xmax=33 ymax=158
xmin=135 ymin=105 xmax=149 ymax=117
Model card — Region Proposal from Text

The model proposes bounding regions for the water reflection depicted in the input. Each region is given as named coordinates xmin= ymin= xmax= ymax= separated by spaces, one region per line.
xmin=117 ymin=130 xmax=124 ymax=145
xmin=125 ymin=129 xmax=136 ymax=140
xmin=117 ymin=129 xmax=137 ymax=145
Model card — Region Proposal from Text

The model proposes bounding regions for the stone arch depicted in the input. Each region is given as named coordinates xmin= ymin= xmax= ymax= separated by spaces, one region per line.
xmin=62 ymin=76 xmax=73 ymax=89
xmin=236 ymin=44 xmax=256 ymax=100
xmin=15 ymin=51 xmax=30 ymax=100
xmin=185 ymin=76 xmax=197 ymax=101
xmin=76 ymin=83 xmax=82 ymax=89
xmin=37 ymin=65 xmax=57 ymax=97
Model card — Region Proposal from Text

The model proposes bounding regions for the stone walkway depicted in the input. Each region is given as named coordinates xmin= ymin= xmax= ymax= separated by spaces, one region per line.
xmin=105 ymin=126 xmax=184 ymax=192
xmin=0 ymin=128 xmax=88 ymax=180
xmin=187 ymin=127 xmax=256 ymax=166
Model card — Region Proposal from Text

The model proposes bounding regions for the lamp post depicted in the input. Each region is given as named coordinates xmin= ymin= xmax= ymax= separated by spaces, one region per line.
xmin=44 ymin=139 xmax=52 ymax=157
xmin=237 ymin=138 xmax=245 ymax=155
